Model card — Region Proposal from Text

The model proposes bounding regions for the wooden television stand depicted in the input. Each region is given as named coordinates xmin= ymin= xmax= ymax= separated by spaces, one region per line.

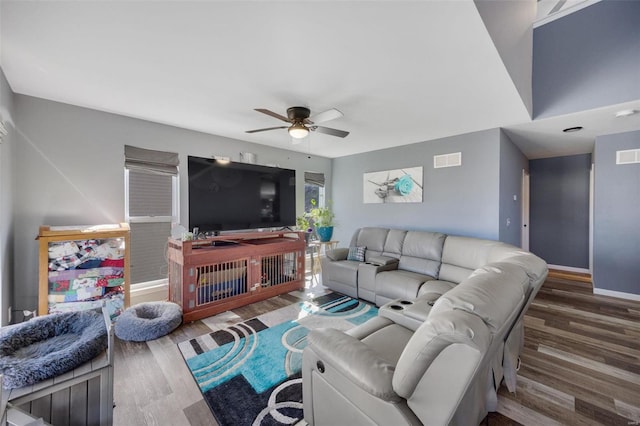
xmin=167 ymin=230 xmax=306 ymax=322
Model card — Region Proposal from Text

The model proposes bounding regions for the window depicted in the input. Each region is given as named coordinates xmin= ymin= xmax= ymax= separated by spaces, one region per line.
xmin=124 ymin=145 xmax=179 ymax=287
xmin=304 ymin=171 xmax=325 ymax=212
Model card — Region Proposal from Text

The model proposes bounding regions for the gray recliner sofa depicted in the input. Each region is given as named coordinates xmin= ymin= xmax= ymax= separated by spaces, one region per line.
xmin=304 ymin=227 xmax=547 ymax=425
xmin=322 ymin=227 xmax=539 ymax=307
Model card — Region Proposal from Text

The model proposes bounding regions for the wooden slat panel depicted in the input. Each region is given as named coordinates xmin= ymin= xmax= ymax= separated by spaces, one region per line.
xmin=50 ymin=388 xmax=70 ymax=426
xmin=86 ymin=375 xmax=101 ymax=426
xmin=30 ymin=396 xmax=51 ymax=423
xmin=69 ymin=381 xmax=88 ymax=426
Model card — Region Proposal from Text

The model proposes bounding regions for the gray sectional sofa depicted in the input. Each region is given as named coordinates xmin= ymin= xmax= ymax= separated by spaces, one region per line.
xmin=303 ymin=227 xmax=548 ymax=425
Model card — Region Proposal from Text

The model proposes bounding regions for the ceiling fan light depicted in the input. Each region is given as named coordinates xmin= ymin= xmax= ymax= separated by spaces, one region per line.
xmin=288 ymin=122 xmax=309 ymax=139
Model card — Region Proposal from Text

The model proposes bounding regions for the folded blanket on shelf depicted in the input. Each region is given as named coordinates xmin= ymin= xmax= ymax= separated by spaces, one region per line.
xmin=49 ymin=286 xmax=104 ymax=303
xmin=94 ymin=241 xmax=125 ymax=260
xmin=48 ymin=292 xmax=124 ymax=318
xmin=48 ymin=239 xmax=124 ymax=271
xmin=48 ymin=267 xmax=124 ymax=283
xmin=48 ymin=241 xmax=79 ymax=259
xmin=100 ymin=259 xmax=125 ymax=268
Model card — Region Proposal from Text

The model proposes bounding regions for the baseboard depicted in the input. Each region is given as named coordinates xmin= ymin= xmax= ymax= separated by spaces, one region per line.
xmin=593 ymin=288 xmax=640 ymax=302
xmin=130 ymin=281 xmax=169 ymax=305
xmin=547 ymin=264 xmax=590 ymax=274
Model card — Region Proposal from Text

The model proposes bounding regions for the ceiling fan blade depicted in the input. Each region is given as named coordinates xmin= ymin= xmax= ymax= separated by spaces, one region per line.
xmin=245 ymin=126 xmax=288 ymax=134
xmin=308 ymin=108 xmax=344 ymax=124
xmin=312 ymin=126 xmax=349 ymax=138
xmin=255 ymin=108 xmax=290 ymax=123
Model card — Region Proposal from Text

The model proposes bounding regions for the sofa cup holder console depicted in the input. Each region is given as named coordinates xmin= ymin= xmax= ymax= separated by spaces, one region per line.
xmin=389 ymin=300 xmax=414 ymax=311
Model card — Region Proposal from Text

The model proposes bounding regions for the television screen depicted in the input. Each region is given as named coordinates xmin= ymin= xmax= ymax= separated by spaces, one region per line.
xmin=188 ymin=156 xmax=296 ymax=232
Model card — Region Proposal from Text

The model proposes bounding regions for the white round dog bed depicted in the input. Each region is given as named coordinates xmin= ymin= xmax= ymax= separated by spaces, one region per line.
xmin=114 ymin=302 xmax=182 ymax=342
xmin=0 ymin=310 xmax=107 ymax=389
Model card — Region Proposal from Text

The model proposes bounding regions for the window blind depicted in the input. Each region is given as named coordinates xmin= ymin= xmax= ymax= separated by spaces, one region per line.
xmin=129 ymin=222 xmax=171 ymax=283
xmin=125 ymin=145 xmax=179 ymax=176
xmin=304 ymin=171 xmax=325 ymax=187
xmin=128 ymin=170 xmax=173 ymax=217
xmin=125 ymin=145 xmax=178 ymax=285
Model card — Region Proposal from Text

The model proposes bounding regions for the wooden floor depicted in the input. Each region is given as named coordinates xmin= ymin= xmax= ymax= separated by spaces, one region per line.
xmin=113 ymin=270 xmax=640 ymax=425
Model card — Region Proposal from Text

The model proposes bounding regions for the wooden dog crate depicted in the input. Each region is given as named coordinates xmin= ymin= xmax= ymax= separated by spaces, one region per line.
xmin=167 ymin=231 xmax=306 ymax=322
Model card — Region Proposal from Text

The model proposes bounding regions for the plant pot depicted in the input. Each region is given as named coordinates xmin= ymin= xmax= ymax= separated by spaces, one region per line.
xmin=316 ymin=226 xmax=334 ymax=242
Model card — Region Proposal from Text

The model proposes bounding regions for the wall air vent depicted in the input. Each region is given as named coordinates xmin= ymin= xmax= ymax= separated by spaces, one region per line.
xmin=433 ymin=152 xmax=462 ymax=169
xmin=616 ymin=149 xmax=640 ymax=165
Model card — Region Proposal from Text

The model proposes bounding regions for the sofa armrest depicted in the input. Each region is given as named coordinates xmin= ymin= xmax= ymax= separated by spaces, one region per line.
xmin=307 ymin=328 xmax=400 ymax=402
xmin=368 ymin=255 xmax=399 ymax=267
xmin=326 ymin=247 xmax=349 ymax=261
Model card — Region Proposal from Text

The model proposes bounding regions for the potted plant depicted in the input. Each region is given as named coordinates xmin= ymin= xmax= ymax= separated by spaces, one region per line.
xmin=296 ymin=214 xmax=313 ymax=243
xmin=308 ymin=199 xmax=335 ymax=242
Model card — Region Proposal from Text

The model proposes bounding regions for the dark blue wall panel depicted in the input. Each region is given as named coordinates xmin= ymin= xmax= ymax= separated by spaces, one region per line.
xmin=533 ymin=0 xmax=640 ymax=118
xmin=529 ymin=154 xmax=591 ymax=268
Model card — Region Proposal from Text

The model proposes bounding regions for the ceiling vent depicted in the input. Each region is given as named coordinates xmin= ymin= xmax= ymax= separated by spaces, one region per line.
xmin=616 ymin=149 xmax=640 ymax=165
xmin=434 ymin=152 xmax=462 ymax=169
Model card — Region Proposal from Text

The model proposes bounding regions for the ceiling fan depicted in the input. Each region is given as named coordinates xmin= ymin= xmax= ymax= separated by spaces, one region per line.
xmin=246 ymin=106 xmax=349 ymax=141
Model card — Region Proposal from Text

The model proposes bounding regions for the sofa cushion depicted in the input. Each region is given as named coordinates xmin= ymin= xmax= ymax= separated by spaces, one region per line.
xmin=326 ymin=247 xmax=349 ymax=261
xmin=416 ymin=280 xmax=457 ymax=298
xmin=376 ymin=269 xmax=435 ymax=302
xmin=392 ymin=309 xmax=491 ymax=399
xmin=432 ymin=262 xmax=528 ymax=334
xmin=361 ymin=323 xmax=415 ymax=366
xmin=346 ymin=316 xmax=413 ymax=365
xmin=324 ymin=260 xmax=360 ymax=286
xmin=438 ymin=236 xmax=505 ymax=283
xmin=351 ymin=227 xmax=389 ymax=259
xmin=486 ymin=249 xmax=549 ymax=295
xmin=347 ymin=246 xmax=366 ymax=262
xmin=382 ymin=229 xmax=407 ymax=258
xmin=398 ymin=231 xmax=446 ymax=277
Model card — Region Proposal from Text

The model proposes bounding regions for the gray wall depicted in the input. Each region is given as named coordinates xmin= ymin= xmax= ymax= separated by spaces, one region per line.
xmin=331 ymin=128 xmax=501 ymax=246
xmin=499 ymin=130 xmax=528 ymax=247
xmin=529 ymin=154 xmax=591 ymax=268
xmin=474 ymin=0 xmax=535 ymax=117
xmin=0 ymin=67 xmax=15 ymax=325
xmin=533 ymin=0 xmax=640 ymax=119
xmin=593 ymin=130 xmax=640 ymax=295
xmin=12 ymin=94 xmax=332 ymax=312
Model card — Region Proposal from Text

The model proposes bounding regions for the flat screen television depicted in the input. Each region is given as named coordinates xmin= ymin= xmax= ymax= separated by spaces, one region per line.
xmin=188 ymin=156 xmax=296 ymax=233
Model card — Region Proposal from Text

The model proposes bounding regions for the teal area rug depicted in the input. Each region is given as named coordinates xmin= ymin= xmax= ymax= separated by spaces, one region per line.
xmin=178 ymin=293 xmax=377 ymax=426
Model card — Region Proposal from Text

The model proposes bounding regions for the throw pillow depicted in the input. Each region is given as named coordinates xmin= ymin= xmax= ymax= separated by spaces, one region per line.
xmin=347 ymin=246 xmax=366 ymax=262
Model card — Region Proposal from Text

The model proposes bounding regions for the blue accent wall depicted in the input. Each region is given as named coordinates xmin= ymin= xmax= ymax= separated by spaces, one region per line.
xmin=529 ymin=154 xmax=591 ymax=268
xmin=593 ymin=130 xmax=640 ymax=295
xmin=331 ymin=128 xmax=501 ymax=246
xmin=533 ymin=0 xmax=640 ymax=118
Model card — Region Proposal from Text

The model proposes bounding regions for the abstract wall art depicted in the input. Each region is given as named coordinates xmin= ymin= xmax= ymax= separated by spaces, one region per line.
xmin=363 ymin=166 xmax=423 ymax=203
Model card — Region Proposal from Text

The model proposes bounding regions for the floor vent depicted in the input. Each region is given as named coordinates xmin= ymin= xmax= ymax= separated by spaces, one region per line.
xmin=616 ymin=149 xmax=640 ymax=165
xmin=434 ymin=152 xmax=462 ymax=169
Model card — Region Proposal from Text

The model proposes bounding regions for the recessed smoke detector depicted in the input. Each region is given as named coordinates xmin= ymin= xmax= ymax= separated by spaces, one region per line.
xmin=615 ymin=109 xmax=639 ymax=118
xmin=562 ymin=126 xmax=583 ymax=133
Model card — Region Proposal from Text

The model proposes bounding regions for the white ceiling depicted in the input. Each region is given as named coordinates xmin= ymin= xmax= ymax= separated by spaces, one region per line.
xmin=1 ymin=1 xmax=637 ymax=159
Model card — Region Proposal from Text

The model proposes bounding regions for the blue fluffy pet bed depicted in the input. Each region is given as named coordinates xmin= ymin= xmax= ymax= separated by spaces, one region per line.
xmin=114 ymin=302 xmax=182 ymax=342
xmin=0 ymin=310 xmax=107 ymax=389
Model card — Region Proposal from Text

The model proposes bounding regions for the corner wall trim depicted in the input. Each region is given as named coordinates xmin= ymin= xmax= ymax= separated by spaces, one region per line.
xmin=547 ymin=264 xmax=590 ymax=274
xmin=130 ymin=280 xmax=168 ymax=305
xmin=593 ymin=288 xmax=640 ymax=302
